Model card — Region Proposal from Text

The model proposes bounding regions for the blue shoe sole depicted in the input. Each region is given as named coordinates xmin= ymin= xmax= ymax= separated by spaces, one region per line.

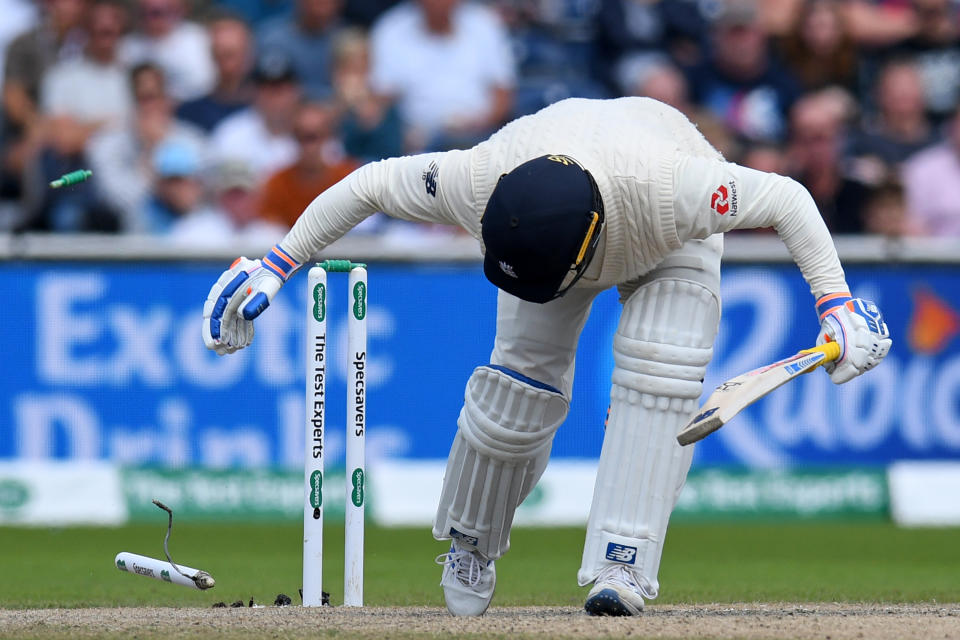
xmin=584 ymin=588 xmax=637 ymax=616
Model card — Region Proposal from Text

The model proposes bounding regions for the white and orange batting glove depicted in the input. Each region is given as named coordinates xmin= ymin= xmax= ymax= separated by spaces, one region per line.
xmin=815 ymin=293 xmax=891 ymax=384
xmin=201 ymin=245 xmax=300 ymax=355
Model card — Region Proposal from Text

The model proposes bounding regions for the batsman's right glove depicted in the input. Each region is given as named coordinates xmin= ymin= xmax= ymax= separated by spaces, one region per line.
xmin=815 ymin=293 xmax=891 ymax=384
xmin=201 ymin=245 xmax=300 ymax=355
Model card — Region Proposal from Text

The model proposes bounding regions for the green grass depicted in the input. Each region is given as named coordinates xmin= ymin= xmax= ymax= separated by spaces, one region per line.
xmin=1 ymin=522 xmax=958 ymax=609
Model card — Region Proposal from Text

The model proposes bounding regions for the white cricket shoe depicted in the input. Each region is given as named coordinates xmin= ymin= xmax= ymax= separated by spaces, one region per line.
xmin=435 ymin=541 xmax=496 ymax=616
xmin=584 ymin=565 xmax=650 ymax=616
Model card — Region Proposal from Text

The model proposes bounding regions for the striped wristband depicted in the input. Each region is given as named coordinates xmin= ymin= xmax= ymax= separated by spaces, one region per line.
xmin=261 ymin=244 xmax=300 ymax=281
xmin=815 ymin=291 xmax=852 ymax=320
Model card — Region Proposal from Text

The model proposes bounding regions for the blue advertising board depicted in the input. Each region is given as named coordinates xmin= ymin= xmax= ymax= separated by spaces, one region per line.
xmin=1 ymin=261 xmax=958 ymax=468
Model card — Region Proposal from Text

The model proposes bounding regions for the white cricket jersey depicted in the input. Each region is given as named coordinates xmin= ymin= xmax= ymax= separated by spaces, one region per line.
xmin=282 ymin=97 xmax=848 ymax=299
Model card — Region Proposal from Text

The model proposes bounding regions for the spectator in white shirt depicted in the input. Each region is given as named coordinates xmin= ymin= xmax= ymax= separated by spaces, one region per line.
xmin=119 ymin=0 xmax=215 ymax=101
xmin=369 ymin=0 xmax=515 ymax=152
xmin=208 ymin=51 xmax=301 ymax=178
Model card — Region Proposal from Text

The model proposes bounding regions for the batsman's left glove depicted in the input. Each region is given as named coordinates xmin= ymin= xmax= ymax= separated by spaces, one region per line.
xmin=202 ymin=245 xmax=300 ymax=356
xmin=815 ymin=293 xmax=891 ymax=384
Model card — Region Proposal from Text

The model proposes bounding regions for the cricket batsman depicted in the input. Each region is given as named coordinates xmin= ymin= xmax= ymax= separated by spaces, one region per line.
xmin=201 ymin=97 xmax=891 ymax=616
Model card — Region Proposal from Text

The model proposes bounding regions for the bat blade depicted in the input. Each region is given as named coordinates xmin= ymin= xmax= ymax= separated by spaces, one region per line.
xmin=677 ymin=342 xmax=841 ymax=446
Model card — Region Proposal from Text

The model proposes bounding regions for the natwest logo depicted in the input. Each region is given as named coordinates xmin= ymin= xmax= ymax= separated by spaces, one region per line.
xmin=710 ymin=180 xmax=738 ymax=216
xmin=710 ymin=184 xmax=730 ymax=214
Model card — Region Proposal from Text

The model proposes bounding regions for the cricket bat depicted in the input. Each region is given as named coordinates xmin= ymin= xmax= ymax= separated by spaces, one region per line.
xmin=676 ymin=341 xmax=842 ymax=446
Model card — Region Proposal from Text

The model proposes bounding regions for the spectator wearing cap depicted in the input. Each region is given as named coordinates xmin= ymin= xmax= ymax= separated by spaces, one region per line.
xmin=685 ymin=0 xmax=801 ymax=143
xmin=176 ymin=13 xmax=255 ymax=132
xmin=144 ymin=138 xmax=207 ymax=232
xmin=369 ymin=0 xmax=516 ymax=152
xmin=168 ymin=160 xmax=286 ymax=246
xmin=119 ymin=0 xmax=215 ymax=101
xmin=86 ymin=62 xmax=207 ymax=230
xmin=208 ymin=51 xmax=300 ymax=178
xmin=258 ymin=100 xmax=358 ymax=228
xmin=257 ymin=0 xmax=347 ymax=99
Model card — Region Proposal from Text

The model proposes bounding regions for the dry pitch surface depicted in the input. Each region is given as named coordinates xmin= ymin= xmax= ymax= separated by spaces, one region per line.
xmin=2 ymin=604 xmax=958 ymax=639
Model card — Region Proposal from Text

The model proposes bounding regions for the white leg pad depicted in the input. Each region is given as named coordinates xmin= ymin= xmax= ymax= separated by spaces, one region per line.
xmin=577 ymin=278 xmax=720 ymax=595
xmin=433 ymin=365 xmax=569 ymax=559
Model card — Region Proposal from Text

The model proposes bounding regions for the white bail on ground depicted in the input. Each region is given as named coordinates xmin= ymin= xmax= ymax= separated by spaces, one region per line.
xmin=114 ymin=552 xmax=215 ymax=589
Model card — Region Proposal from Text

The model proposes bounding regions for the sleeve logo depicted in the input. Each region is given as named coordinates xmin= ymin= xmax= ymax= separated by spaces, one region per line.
xmin=710 ymin=184 xmax=729 ymax=214
xmin=710 ymin=180 xmax=738 ymax=216
xmin=423 ymin=161 xmax=439 ymax=197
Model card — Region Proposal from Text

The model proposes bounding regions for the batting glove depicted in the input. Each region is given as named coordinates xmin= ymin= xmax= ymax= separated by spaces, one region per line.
xmin=202 ymin=245 xmax=300 ymax=356
xmin=815 ymin=293 xmax=891 ymax=384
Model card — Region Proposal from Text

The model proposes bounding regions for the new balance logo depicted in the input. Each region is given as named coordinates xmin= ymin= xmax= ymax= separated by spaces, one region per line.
xmin=499 ymin=261 xmax=518 ymax=278
xmin=423 ymin=161 xmax=439 ymax=197
xmin=605 ymin=543 xmax=637 ymax=564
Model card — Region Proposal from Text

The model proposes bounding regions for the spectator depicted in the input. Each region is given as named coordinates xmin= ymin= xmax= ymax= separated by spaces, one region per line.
xmin=786 ymin=89 xmax=869 ymax=234
xmin=862 ymin=179 xmax=915 ymax=236
xmin=2 ymin=0 xmax=86 ymax=214
xmin=119 ymin=0 xmax=215 ymax=101
xmin=258 ymin=100 xmax=358 ymax=228
xmin=143 ymin=138 xmax=207 ymax=232
xmin=86 ymin=63 xmax=207 ymax=229
xmin=887 ymin=0 xmax=960 ymax=122
xmin=330 ymin=28 xmax=404 ymax=162
xmin=902 ymin=107 xmax=960 ymax=235
xmin=852 ymin=59 xmax=936 ymax=167
xmin=40 ymin=0 xmax=131 ymax=126
xmin=257 ymin=0 xmax=347 ymax=99
xmin=370 ymin=0 xmax=516 ymax=152
xmin=208 ymin=51 xmax=300 ymax=178
xmin=20 ymin=0 xmax=131 ymax=231
xmin=499 ymin=0 xmax=608 ymax=118
xmin=594 ymin=0 xmax=707 ymax=87
xmin=618 ymin=55 xmax=737 ymax=159
xmin=0 ymin=0 xmax=38 ymax=87
xmin=168 ymin=160 xmax=286 ymax=246
xmin=779 ymin=0 xmax=860 ymax=92
xmin=176 ymin=13 xmax=255 ymax=132
xmin=686 ymin=0 xmax=801 ymax=143
xmin=741 ymin=141 xmax=789 ymax=175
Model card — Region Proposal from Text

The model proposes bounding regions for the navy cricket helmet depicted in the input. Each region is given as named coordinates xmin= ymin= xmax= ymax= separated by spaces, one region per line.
xmin=481 ymin=154 xmax=605 ymax=303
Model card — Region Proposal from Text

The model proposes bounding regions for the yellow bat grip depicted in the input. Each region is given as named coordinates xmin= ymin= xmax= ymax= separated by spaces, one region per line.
xmin=799 ymin=341 xmax=842 ymax=362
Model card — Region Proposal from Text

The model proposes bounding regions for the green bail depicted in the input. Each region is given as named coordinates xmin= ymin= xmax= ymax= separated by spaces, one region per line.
xmin=317 ymin=260 xmax=366 ymax=272
xmin=49 ymin=169 xmax=93 ymax=189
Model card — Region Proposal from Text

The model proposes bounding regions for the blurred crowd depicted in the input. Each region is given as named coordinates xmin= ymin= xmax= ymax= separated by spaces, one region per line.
xmin=3 ymin=0 xmax=960 ymax=245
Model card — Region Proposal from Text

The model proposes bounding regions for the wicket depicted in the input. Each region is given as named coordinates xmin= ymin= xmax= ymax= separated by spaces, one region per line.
xmin=304 ymin=260 xmax=367 ymax=607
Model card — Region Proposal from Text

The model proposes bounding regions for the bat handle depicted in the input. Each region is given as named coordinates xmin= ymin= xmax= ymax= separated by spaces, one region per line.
xmin=799 ymin=341 xmax=841 ymax=362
